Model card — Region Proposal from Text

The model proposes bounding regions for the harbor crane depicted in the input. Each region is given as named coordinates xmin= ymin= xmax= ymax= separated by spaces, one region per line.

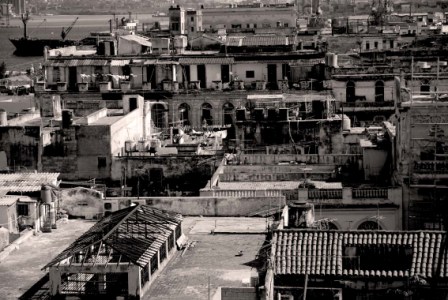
xmin=61 ymin=17 xmax=79 ymax=40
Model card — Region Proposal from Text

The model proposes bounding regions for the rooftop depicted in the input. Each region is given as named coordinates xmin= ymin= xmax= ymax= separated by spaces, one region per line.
xmin=273 ymin=229 xmax=448 ymax=278
xmin=146 ymin=217 xmax=268 ymax=300
xmin=0 ymin=172 xmax=60 ymax=193
xmin=44 ymin=205 xmax=182 ymax=269
xmin=217 ymin=181 xmax=342 ymax=190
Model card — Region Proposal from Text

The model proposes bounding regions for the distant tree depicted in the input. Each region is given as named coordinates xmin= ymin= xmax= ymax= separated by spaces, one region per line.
xmin=0 ymin=62 xmax=5 ymax=79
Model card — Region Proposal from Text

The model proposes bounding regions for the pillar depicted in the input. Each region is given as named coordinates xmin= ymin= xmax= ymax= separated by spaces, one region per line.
xmin=49 ymin=202 xmax=57 ymax=229
xmin=128 ymin=265 xmax=142 ymax=299
xmin=49 ymin=267 xmax=62 ymax=296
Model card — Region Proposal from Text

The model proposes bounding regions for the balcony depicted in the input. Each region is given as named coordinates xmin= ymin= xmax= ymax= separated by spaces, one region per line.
xmin=308 ymin=189 xmax=343 ymax=199
xmin=414 ymin=161 xmax=448 ymax=174
xmin=352 ymin=188 xmax=388 ymax=199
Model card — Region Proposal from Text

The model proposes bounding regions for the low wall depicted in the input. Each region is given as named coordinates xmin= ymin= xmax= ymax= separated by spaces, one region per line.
xmin=238 ymin=154 xmax=362 ymax=166
xmin=109 ymin=196 xmax=286 ymax=216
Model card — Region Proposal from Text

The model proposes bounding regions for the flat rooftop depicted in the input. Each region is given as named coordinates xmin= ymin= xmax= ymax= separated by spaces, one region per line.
xmin=145 ymin=217 xmax=268 ymax=300
xmin=217 ymin=181 xmax=342 ymax=190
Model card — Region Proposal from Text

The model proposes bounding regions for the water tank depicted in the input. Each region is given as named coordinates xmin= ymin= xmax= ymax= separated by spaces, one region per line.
xmin=342 ymin=115 xmax=351 ymax=130
xmin=41 ymin=185 xmax=52 ymax=203
xmin=62 ymin=110 xmax=73 ymax=129
xmin=137 ymin=140 xmax=146 ymax=152
xmin=125 ymin=140 xmax=133 ymax=152
xmin=0 ymin=109 xmax=7 ymax=126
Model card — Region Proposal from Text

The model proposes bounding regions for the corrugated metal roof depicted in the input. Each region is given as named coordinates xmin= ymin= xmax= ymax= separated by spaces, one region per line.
xmin=43 ymin=205 xmax=183 ymax=269
xmin=66 ymin=59 xmax=108 ymax=67
xmin=0 ymin=196 xmax=18 ymax=206
xmin=273 ymin=230 xmax=448 ymax=278
xmin=110 ymin=60 xmax=131 ymax=66
xmin=0 ymin=172 xmax=60 ymax=193
xmin=226 ymin=36 xmax=290 ymax=47
xmin=179 ymin=57 xmax=234 ymax=65
xmin=120 ymin=35 xmax=152 ymax=47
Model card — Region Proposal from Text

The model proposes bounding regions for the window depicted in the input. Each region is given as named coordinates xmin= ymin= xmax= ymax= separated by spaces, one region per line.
xmin=420 ymin=79 xmax=431 ymax=94
xmin=171 ymin=23 xmax=179 ymax=31
xmin=122 ymin=65 xmax=131 ymax=77
xmin=375 ymin=80 xmax=384 ymax=102
xmin=365 ymin=42 xmax=370 ymax=50
xmin=53 ymin=67 xmax=61 ymax=82
xmin=254 ymin=24 xmax=257 ymax=28
xmin=201 ymin=103 xmax=213 ymax=126
xmin=168 ymin=232 xmax=175 ymax=251
xmin=343 ymin=244 xmax=413 ymax=271
xmin=191 ymin=16 xmax=194 ymax=22
xmin=98 ymin=156 xmax=107 ymax=168
xmin=346 ymin=81 xmax=356 ymax=102
xmin=358 ymin=220 xmax=382 ymax=230
xmin=160 ymin=241 xmax=167 ymax=262
xmin=191 ymin=27 xmax=194 ymax=32
xmin=231 ymin=24 xmax=242 ymax=28
xmin=247 ymin=24 xmax=250 ymax=28
xmin=284 ymin=23 xmax=288 ymax=27
xmin=246 ymin=70 xmax=255 ymax=78
xmin=390 ymin=40 xmax=394 ymax=49
xmin=17 ymin=204 xmax=28 ymax=216
xmin=150 ymin=254 xmax=158 ymax=274
xmin=374 ymin=41 xmax=378 ymax=49
xmin=129 ymin=97 xmax=138 ymax=111
xmin=175 ymin=224 xmax=182 ymax=241
xmin=141 ymin=264 xmax=150 ymax=286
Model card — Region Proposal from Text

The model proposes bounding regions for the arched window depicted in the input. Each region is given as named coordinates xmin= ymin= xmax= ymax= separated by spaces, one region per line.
xmin=375 ymin=80 xmax=384 ymax=102
xmin=151 ymin=103 xmax=166 ymax=129
xmin=223 ymin=102 xmax=235 ymax=125
xmin=358 ymin=220 xmax=382 ymax=230
xmin=178 ymin=103 xmax=190 ymax=126
xmin=346 ymin=81 xmax=356 ymax=102
xmin=420 ymin=79 xmax=430 ymax=94
xmin=201 ymin=103 xmax=213 ymax=126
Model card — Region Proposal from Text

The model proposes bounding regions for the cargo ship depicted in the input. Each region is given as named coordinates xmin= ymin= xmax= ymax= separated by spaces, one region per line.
xmin=9 ymin=13 xmax=78 ymax=56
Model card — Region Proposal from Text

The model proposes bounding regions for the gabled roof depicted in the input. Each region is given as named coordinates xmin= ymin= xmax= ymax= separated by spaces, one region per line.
xmin=273 ymin=229 xmax=448 ymax=279
xmin=43 ymin=205 xmax=182 ymax=269
xmin=0 ymin=173 xmax=60 ymax=193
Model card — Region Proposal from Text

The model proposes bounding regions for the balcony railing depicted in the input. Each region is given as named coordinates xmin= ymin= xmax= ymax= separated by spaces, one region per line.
xmin=414 ymin=161 xmax=448 ymax=174
xmin=308 ymin=189 xmax=343 ymax=199
xmin=352 ymin=188 xmax=388 ymax=199
xmin=342 ymin=101 xmax=395 ymax=108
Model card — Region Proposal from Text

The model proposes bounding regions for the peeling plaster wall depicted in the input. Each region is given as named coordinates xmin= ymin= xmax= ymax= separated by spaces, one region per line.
xmin=58 ymin=187 xmax=104 ymax=219
xmin=0 ymin=126 xmax=41 ymax=170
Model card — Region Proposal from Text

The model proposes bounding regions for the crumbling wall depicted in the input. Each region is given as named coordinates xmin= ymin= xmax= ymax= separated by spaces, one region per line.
xmin=57 ymin=187 xmax=104 ymax=219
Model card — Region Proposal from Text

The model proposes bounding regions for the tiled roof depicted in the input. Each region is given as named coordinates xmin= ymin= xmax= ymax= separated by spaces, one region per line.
xmin=43 ymin=205 xmax=183 ymax=269
xmin=0 ymin=172 xmax=60 ymax=193
xmin=0 ymin=196 xmax=18 ymax=206
xmin=273 ymin=230 xmax=448 ymax=278
xmin=44 ymin=59 xmax=108 ymax=67
xmin=178 ymin=57 xmax=234 ymax=65
xmin=226 ymin=36 xmax=290 ymax=47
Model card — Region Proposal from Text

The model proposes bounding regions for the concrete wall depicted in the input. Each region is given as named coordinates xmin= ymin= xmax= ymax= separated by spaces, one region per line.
xmin=220 ymin=287 xmax=257 ymax=300
xmin=0 ymin=126 xmax=41 ymax=170
xmin=233 ymin=63 xmax=267 ymax=82
xmin=332 ymin=79 xmax=396 ymax=103
xmin=238 ymin=154 xmax=362 ymax=166
xmin=363 ymin=148 xmax=388 ymax=180
xmin=58 ymin=187 xmax=104 ymax=219
xmin=202 ymin=6 xmax=297 ymax=29
xmin=0 ymin=204 xmax=18 ymax=234
xmin=107 ymin=196 xmax=286 ymax=216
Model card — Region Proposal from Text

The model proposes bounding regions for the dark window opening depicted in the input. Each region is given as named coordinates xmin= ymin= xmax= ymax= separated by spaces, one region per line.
xmin=122 ymin=65 xmax=131 ymax=77
xmin=375 ymin=80 xmax=385 ymax=102
xmin=168 ymin=232 xmax=175 ymax=251
xmin=141 ymin=264 xmax=150 ymax=286
xmin=129 ymin=97 xmax=138 ymax=111
xmin=18 ymin=204 xmax=29 ymax=216
xmin=246 ymin=70 xmax=255 ymax=78
xmin=53 ymin=67 xmax=61 ymax=82
xmin=150 ymin=254 xmax=158 ymax=274
xmin=346 ymin=81 xmax=356 ymax=102
xmin=98 ymin=157 xmax=107 ymax=168
xmin=201 ymin=103 xmax=213 ymax=125
xmin=343 ymin=244 xmax=413 ymax=271
xmin=160 ymin=241 xmax=167 ymax=262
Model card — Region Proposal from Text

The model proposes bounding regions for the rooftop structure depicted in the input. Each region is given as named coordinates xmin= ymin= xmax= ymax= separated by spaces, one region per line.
xmin=44 ymin=205 xmax=183 ymax=299
xmin=0 ymin=172 xmax=60 ymax=193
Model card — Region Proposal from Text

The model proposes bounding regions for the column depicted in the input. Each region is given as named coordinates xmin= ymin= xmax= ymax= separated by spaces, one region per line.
xmin=49 ymin=267 xmax=62 ymax=296
xmin=127 ymin=265 xmax=142 ymax=299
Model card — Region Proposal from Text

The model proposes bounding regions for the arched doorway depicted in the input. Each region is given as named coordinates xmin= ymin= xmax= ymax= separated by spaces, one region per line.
xmin=151 ymin=103 xmax=166 ymax=129
xmin=178 ymin=103 xmax=190 ymax=126
xmin=375 ymin=80 xmax=384 ymax=102
xmin=346 ymin=81 xmax=356 ymax=102
xmin=358 ymin=220 xmax=382 ymax=230
xmin=201 ymin=103 xmax=213 ymax=126
xmin=222 ymin=102 xmax=235 ymax=125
